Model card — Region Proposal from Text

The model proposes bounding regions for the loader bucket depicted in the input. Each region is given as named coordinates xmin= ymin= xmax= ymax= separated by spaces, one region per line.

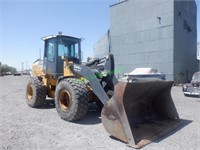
xmin=101 ymin=79 xmax=181 ymax=148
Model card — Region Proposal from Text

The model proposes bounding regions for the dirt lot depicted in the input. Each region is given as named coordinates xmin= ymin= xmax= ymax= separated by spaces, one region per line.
xmin=0 ymin=76 xmax=200 ymax=150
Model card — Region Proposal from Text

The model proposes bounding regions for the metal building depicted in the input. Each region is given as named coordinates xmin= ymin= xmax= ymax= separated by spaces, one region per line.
xmin=93 ymin=0 xmax=198 ymax=83
xmin=198 ymin=42 xmax=200 ymax=68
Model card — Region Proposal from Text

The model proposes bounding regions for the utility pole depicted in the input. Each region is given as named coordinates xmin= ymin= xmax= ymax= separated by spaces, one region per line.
xmin=21 ymin=62 xmax=24 ymax=75
xmin=26 ymin=61 xmax=28 ymax=74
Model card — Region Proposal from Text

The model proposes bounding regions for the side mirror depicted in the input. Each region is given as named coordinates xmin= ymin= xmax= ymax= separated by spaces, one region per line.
xmin=61 ymin=55 xmax=68 ymax=60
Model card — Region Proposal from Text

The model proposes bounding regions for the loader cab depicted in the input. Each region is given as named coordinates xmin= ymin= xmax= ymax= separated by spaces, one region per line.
xmin=42 ymin=34 xmax=82 ymax=77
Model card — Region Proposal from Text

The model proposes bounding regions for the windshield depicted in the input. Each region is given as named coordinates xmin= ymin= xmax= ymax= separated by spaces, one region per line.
xmin=58 ymin=37 xmax=80 ymax=59
xmin=192 ymin=71 xmax=200 ymax=81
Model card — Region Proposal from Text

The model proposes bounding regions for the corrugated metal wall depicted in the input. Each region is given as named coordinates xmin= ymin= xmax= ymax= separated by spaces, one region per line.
xmin=110 ymin=0 xmax=175 ymax=80
xmin=93 ymin=0 xmax=198 ymax=83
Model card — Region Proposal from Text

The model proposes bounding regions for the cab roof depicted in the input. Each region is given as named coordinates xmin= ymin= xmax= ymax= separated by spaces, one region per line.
xmin=41 ymin=34 xmax=82 ymax=41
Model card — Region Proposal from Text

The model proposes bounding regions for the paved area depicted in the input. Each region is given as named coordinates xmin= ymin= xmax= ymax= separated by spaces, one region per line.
xmin=0 ymin=76 xmax=200 ymax=150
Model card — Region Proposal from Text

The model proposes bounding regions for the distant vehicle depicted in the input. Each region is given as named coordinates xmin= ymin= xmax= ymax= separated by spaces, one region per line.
xmin=14 ymin=72 xmax=21 ymax=76
xmin=5 ymin=72 xmax=12 ymax=75
xmin=182 ymin=71 xmax=200 ymax=97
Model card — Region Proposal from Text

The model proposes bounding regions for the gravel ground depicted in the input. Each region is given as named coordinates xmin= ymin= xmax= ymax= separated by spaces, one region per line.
xmin=0 ymin=76 xmax=200 ymax=150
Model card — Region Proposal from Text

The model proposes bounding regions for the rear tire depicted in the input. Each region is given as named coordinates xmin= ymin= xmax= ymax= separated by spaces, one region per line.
xmin=55 ymin=78 xmax=89 ymax=122
xmin=26 ymin=77 xmax=46 ymax=108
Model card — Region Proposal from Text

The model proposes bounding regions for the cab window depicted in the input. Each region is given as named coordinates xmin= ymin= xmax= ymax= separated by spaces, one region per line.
xmin=58 ymin=38 xmax=80 ymax=59
xmin=46 ymin=39 xmax=55 ymax=62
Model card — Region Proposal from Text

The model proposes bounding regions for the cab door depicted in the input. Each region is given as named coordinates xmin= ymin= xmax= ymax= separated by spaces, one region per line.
xmin=43 ymin=38 xmax=57 ymax=75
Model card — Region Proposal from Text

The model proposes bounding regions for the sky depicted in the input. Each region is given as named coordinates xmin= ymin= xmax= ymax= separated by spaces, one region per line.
xmin=0 ymin=0 xmax=116 ymax=70
xmin=0 ymin=0 xmax=200 ymax=71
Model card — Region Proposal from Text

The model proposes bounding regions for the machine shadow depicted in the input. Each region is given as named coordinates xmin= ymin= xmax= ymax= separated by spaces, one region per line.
xmin=154 ymin=119 xmax=192 ymax=143
xmin=37 ymin=98 xmax=55 ymax=109
xmin=74 ymin=103 xmax=102 ymax=125
xmin=37 ymin=100 xmax=102 ymax=124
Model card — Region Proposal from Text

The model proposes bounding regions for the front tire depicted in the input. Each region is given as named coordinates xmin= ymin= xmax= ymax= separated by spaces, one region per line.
xmin=55 ymin=78 xmax=89 ymax=122
xmin=26 ymin=77 xmax=46 ymax=108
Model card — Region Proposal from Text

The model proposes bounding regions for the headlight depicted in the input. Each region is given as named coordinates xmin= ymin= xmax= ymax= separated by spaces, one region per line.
xmin=182 ymin=85 xmax=187 ymax=91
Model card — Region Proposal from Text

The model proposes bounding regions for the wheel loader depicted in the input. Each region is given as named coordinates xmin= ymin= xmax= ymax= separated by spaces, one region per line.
xmin=26 ymin=33 xmax=182 ymax=148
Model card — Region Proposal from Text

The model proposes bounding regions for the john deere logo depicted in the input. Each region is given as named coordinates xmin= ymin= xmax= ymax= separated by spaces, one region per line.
xmin=74 ymin=65 xmax=81 ymax=72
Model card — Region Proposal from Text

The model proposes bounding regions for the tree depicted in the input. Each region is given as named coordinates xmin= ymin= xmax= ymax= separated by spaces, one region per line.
xmin=0 ymin=64 xmax=17 ymax=75
xmin=9 ymin=66 xmax=17 ymax=74
xmin=1 ymin=64 xmax=9 ymax=74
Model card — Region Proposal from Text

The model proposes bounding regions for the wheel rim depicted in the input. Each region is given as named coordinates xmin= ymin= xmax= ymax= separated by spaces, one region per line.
xmin=27 ymin=84 xmax=33 ymax=101
xmin=59 ymin=90 xmax=72 ymax=111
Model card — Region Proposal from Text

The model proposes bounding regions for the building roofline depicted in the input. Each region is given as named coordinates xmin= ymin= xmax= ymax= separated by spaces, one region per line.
xmin=110 ymin=0 xmax=129 ymax=7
